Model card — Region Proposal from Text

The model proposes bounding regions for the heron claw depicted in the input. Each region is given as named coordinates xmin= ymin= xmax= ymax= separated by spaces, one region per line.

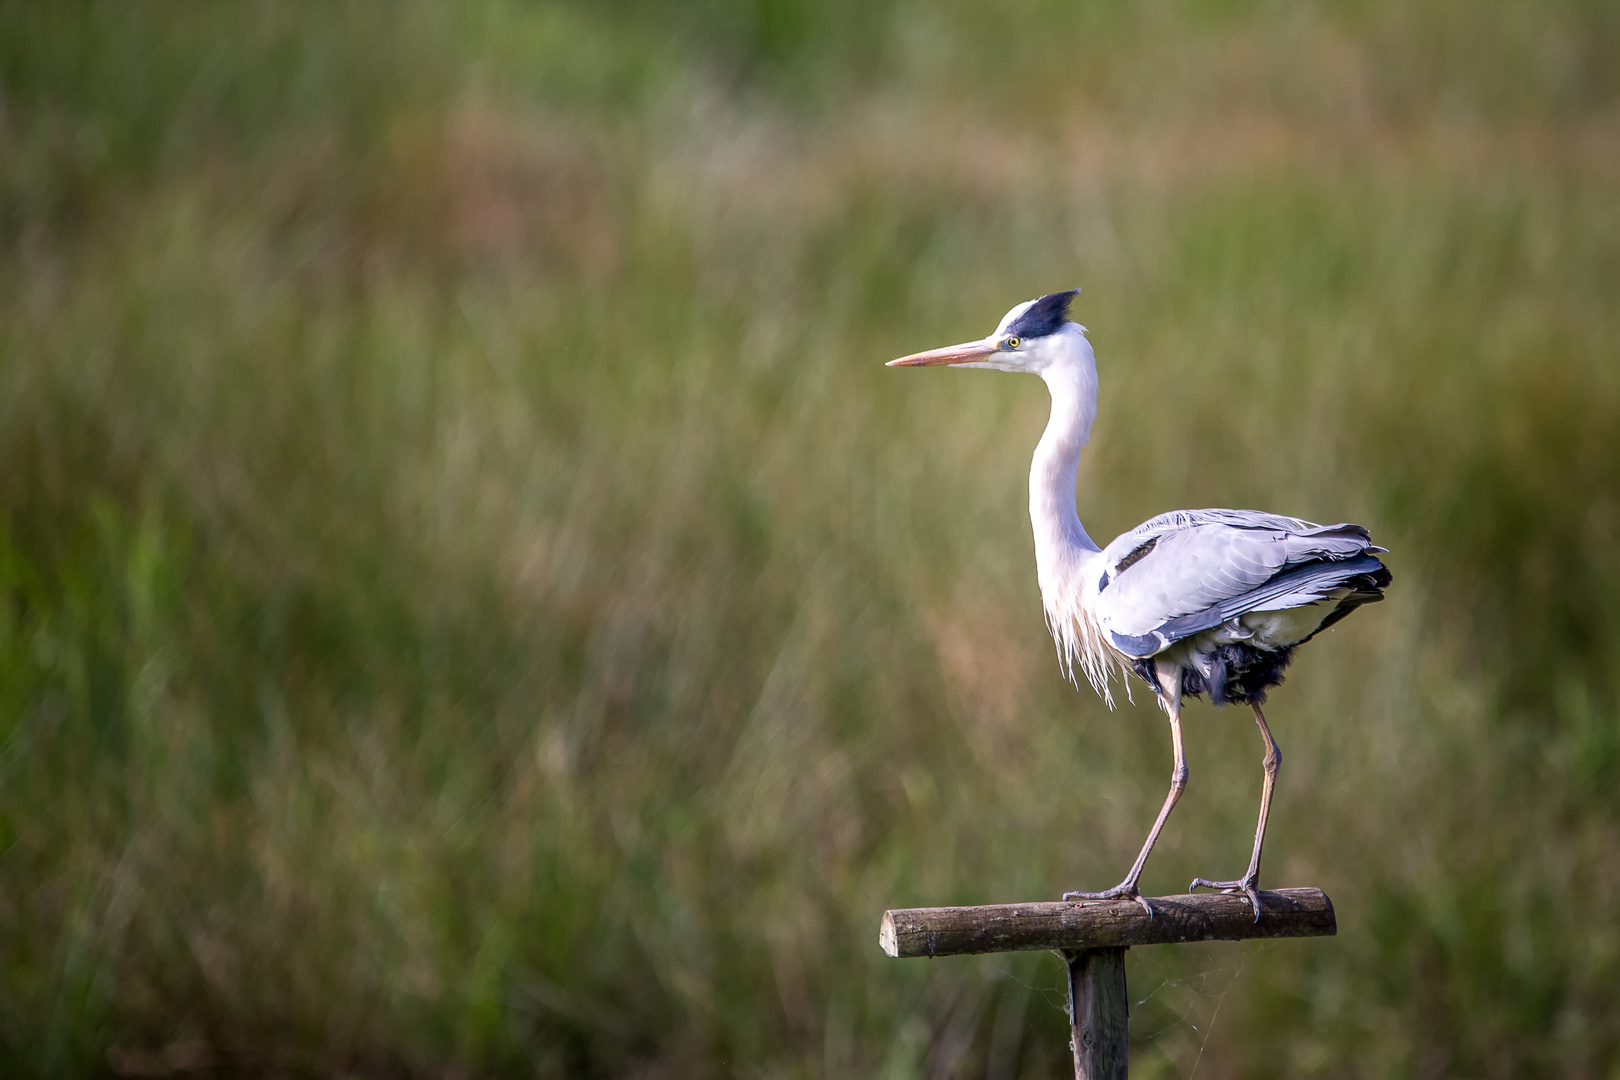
xmin=1063 ymin=884 xmax=1154 ymax=920
xmin=1189 ymin=876 xmax=1264 ymax=922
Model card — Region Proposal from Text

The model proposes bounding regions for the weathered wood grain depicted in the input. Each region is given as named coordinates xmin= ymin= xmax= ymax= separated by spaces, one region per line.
xmin=879 ymin=888 xmax=1334 ymax=959
xmin=1066 ymin=949 xmax=1127 ymax=1080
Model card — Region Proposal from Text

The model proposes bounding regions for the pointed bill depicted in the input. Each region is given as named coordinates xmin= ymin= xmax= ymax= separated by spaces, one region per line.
xmin=886 ymin=340 xmax=998 ymax=367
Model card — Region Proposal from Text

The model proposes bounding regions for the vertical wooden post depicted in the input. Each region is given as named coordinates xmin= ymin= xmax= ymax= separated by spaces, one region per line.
xmin=1065 ymin=948 xmax=1128 ymax=1080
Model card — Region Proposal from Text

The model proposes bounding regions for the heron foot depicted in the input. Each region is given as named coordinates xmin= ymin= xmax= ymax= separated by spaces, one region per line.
xmin=1062 ymin=883 xmax=1154 ymax=919
xmin=1189 ymin=875 xmax=1263 ymax=921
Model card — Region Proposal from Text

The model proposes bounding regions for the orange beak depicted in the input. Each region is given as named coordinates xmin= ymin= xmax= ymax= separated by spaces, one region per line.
xmin=886 ymin=340 xmax=998 ymax=367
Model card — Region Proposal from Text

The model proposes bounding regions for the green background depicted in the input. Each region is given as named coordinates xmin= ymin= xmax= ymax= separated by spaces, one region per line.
xmin=2 ymin=0 xmax=1618 ymax=1075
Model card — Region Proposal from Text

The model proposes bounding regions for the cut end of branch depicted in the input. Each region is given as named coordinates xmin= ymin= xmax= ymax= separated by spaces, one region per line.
xmin=879 ymin=911 xmax=898 ymax=957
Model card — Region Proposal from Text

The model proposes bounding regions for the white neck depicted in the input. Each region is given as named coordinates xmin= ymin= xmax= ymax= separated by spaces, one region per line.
xmin=1028 ymin=333 xmax=1115 ymax=697
xmin=1030 ymin=341 xmax=1102 ymax=583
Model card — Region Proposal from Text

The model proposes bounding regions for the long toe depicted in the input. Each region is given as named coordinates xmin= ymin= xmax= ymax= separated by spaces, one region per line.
xmin=1063 ymin=885 xmax=1154 ymax=919
xmin=1189 ymin=877 xmax=1264 ymax=922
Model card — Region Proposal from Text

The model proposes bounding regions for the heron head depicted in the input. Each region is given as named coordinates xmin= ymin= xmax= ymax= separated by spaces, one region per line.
xmin=886 ymin=289 xmax=1085 ymax=373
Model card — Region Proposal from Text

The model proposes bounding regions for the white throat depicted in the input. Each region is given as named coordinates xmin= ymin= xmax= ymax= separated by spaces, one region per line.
xmin=1028 ymin=330 xmax=1119 ymax=700
xmin=1030 ymin=335 xmax=1101 ymax=572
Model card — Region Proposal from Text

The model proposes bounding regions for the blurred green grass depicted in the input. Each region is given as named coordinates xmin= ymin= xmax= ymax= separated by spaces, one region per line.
xmin=2 ymin=0 xmax=1619 ymax=1075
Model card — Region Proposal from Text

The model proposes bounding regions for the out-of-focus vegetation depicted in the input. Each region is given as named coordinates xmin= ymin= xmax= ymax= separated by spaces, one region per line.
xmin=2 ymin=0 xmax=1618 ymax=1075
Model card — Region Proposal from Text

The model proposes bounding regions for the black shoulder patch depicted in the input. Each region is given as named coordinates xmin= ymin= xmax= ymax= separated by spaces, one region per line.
xmin=1100 ymin=536 xmax=1157 ymax=593
xmin=1006 ymin=289 xmax=1080 ymax=339
xmin=1114 ymin=536 xmax=1158 ymax=575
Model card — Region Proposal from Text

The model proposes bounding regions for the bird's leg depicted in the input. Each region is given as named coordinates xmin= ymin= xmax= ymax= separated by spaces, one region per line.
xmin=1065 ymin=670 xmax=1186 ymax=918
xmin=1190 ymin=702 xmax=1281 ymax=921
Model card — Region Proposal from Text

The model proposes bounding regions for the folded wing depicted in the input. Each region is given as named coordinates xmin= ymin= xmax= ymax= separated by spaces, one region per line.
xmin=1094 ymin=509 xmax=1390 ymax=659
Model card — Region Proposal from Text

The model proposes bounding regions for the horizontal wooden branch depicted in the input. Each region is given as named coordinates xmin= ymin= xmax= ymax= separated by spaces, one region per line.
xmin=880 ymin=888 xmax=1334 ymax=959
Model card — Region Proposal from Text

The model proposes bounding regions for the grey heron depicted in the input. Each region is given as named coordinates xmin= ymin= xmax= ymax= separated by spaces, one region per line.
xmin=888 ymin=289 xmax=1390 ymax=917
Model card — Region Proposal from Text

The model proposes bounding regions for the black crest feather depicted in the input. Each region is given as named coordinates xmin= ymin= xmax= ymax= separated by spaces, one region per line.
xmin=1006 ymin=288 xmax=1080 ymax=339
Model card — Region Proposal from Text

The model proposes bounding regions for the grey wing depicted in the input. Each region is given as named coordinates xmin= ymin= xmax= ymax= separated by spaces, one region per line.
xmin=1093 ymin=510 xmax=1389 ymax=659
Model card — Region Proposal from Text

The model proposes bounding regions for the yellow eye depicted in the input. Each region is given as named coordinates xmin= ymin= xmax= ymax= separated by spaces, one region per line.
xmin=1005 ymin=336 xmax=1021 ymax=349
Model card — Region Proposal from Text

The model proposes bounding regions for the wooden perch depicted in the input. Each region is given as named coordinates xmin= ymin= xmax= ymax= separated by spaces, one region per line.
xmin=880 ymin=887 xmax=1334 ymax=959
xmin=880 ymin=888 xmax=1335 ymax=1077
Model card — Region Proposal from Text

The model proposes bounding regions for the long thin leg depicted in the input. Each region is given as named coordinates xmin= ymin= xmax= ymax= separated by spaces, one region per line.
xmin=1190 ymin=702 xmax=1281 ymax=920
xmin=1064 ymin=667 xmax=1186 ymax=917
